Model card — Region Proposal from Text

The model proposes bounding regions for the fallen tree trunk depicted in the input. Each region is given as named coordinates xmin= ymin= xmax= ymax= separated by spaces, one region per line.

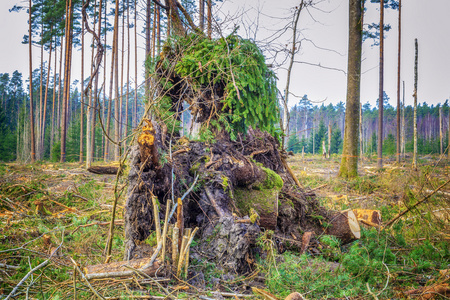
xmin=84 ymin=257 xmax=164 ymax=279
xmin=87 ymin=166 xmax=119 ymax=174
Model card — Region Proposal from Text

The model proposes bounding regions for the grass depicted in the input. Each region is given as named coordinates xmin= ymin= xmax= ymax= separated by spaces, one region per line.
xmin=1 ymin=154 xmax=449 ymax=299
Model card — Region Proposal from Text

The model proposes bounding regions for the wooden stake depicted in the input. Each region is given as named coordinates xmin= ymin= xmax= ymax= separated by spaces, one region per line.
xmin=172 ymin=226 xmax=179 ymax=270
xmin=151 ymin=196 xmax=161 ymax=244
xmin=176 ymin=197 xmax=184 ymax=250
xmin=177 ymin=235 xmax=188 ymax=277
xmin=161 ymin=199 xmax=171 ymax=262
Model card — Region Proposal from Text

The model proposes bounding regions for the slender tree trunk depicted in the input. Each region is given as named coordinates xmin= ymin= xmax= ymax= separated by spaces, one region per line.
xmin=339 ymin=0 xmax=362 ymax=178
xmin=125 ymin=0 xmax=130 ymax=143
xmin=377 ymin=0 xmax=384 ymax=169
xmin=439 ymin=106 xmax=443 ymax=155
xmin=57 ymin=35 xmax=63 ymax=142
xmin=283 ymin=1 xmax=304 ymax=150
xmin=145 ymin=0 xmax=152 ymax=105
xmin=401 ymin=81 xmax=405 ymax=160
xmin=29 ymin=0 xmax=36 ymax=162
xmin=134 ymin=0 xmax=138 ymax=128
xmin=359 ymin=103 xmax=363 ymax=159
xmin=92 ymin=0 xmax=103 ymax=162
xmin=102 ymin=0 xmax=107 ymax=157
xmin=38 ymin=24 xmax=44 ymax=159
xmin=80 ymin=9 xmax=85 ymax=163
xmin=207 ymin=0 xmax=212 ymax=38
xmin=41 ymin=28 xmax=53 ymax=159
xmin=199 ymin=0 xmax=204 ymax=31
xmin=105 ymin=0 xmax=118 ymax=161
xmin=61 ymin=0 xmax=74 ymax=162
xmin=413 ymin=39 xmax=418 ymax=169
xmin=120 ymin=0 xmax=125 ymax=144
xmin=396 ymin=0 xmax=402 ymax=163
xmin=152 ymin=2 xmax=157 ymax=58
xmin=51 ymin=39 xmax=58 ymax=149
xmin=114 ymin=0 xmax=121 ymax=161
xmin=328 ymin=123 xmax=331 ymax=158
xmin=156 ymin=5 xmax=160 ymax=53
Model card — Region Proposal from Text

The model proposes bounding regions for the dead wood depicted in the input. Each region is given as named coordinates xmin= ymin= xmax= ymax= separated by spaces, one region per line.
xmin=84 ymin=257 xmax=165 ymax=280
xmin=87 ymin=166 xmax=119 ymax=175
xmin=325 ymin=210 xmax=361 ymax=245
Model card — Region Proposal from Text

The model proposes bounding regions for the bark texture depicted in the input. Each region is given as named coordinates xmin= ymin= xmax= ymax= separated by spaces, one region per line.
xmin=339 ymin=0 xmax=362 ymax=178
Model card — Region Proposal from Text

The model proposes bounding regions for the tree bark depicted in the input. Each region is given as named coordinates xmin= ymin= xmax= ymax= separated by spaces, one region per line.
xmin=207 ymin=0 xmax=212 ymax=38
xmin=80 ymin=9 xmax=85 ymax=163
xmin=50 ymin=38 xmax=58 ymax=150
xmin=134 ymin=0 xmax=138 ymax=128
xmin=377 ymin=0 xmax=384 ymax=169
xmin=339 ymin=0 xmax=362 ymax=178
xmin=439 ymin=107 xmax=443 ymax=155
xmin=42 ymin=27 xmax=53 ymax=159
xmin=199 ymin=0 xmax=204 ymax=31
xmin=396 ymin=0 xmax=402 ymax=163
xmin=114 ymin=0 xmax=121 ymax=161
xmin=413 ymin=39 xmax=418 ymax=169
xmin=28 ymin=0 xmax=36 ymax=162
xmin=401 ymin=81 xmax=405 ymax=160
xmin=61 ymin=0 xmax=74 ymax=162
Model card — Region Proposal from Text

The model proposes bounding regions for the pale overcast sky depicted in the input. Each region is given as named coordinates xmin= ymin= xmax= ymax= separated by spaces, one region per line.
xmin=1 ymin=0 xmax=449 ymax=109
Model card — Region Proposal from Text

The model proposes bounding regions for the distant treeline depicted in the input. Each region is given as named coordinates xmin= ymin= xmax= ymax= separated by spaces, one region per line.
xmin=287 ymin=95 xmax=449 ymax=156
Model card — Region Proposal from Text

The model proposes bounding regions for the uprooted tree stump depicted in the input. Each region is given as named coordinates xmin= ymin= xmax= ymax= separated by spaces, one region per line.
xmin=124 ymin=123 xmax=360 ymax=273
xmin=123 ymin=33 xmax=360 ymax=275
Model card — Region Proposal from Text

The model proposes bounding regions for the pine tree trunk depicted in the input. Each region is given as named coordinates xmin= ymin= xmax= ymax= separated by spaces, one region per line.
xmin=377 ymin=0 xmax=384 ymax=169
xmin=401 ymin=81 xmax=405 ymax=160
xmin=413 ymin=39 xmax=418 ymax=169
xmin=38 ymin=25 xmax=44 ymax=159
xmin=114 ymin=0 xmax=120 ymax=161
xmin=61 ymin=0 xmax=74 ymax=162
xmin=207 ymin=0 xmax=212 ymax=38
xmin=439 ymin=107 xmax=443 ymax=155
xmin=283 ymin=2 xmax=304 ymax=150
xmin=199 ymin=0 xmax=204 ymax=31
xmin=396 ymin=0 xmax=402 ymax=163
xmin=134 ymin=0 xmax=138 ymax=128
xmin=328 ymin=123 xmax=331 ymax=158
xmin=51 ymin=40 xmax=58 ymax=150
xmin=339 ymin=0 xmax=362 ymax=178
xmin=125 ymin=0 xmax=130 ymax=143
xmin=80 ymin=10 xmax=85 ymax=163
xmin=105 ymin=0 xmax=117 ymax=162
xmin=120 ymin=0 xmax=125 ymax=145
xmin=57 ymin=35 xmax=63 ymax=143
xmin=28 ymin=0 xmax=36 ymax=162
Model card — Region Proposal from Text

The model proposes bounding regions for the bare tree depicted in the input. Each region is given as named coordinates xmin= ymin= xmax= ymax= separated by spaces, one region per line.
xmin=28 ymin=0 xmax=36 ymax=162
xmin=396 ymin=0 xmax=402 ymax=163
xmin=413 ymin=38 xmax=418 ymax=170
xmin=339 ymin=0 xmax=362 ymax=178
xmin=60 ymin=0 xmax=74 ymax=162
xmin=377 ymin=0 xmax=384 ymax=169
xmin=282 ymin=1 xmax=304 ymax=150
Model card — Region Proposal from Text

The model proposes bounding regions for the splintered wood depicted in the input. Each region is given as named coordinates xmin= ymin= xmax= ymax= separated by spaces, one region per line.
xmin=138 ymin=119 xmax=159 ymax=167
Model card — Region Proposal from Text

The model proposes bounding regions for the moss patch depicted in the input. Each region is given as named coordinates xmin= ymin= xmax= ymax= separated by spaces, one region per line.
xmin=254 ymin=167 xmax=283 ymax=190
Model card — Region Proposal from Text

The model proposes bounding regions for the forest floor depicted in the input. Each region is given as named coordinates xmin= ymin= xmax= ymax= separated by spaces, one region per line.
xmin=0 ymin=154 xmax=449 ymax=299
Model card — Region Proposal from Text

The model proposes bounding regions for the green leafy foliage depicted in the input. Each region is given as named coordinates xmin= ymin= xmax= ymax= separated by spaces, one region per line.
xmin=160 ymin=34 xmax=279 ymax=138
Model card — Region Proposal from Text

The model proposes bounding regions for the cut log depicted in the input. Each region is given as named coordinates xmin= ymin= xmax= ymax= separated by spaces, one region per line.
xmin=84 ymin=257 xmax=164 ymax=279
xmin=326 ymin=210 xmax=361 ymax=245
xmin=354 ymin=209 xmax=381 ymax=226
xmin=87 ymin=166 xmax=119 ymax=174
xmin=285 ymin=292 xmax=306 ymax=300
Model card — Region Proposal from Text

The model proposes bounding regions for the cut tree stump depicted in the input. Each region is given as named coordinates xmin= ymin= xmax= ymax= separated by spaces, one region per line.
xmin=354 ymin=209 xmax=381 ymax=226
xmin=326 ymin=210 xmax=361 ymax=244
xmin=84 ymin=257 xmax=164 ymax=279
xmin=87 ymin=166 xmax=119 ymax=175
